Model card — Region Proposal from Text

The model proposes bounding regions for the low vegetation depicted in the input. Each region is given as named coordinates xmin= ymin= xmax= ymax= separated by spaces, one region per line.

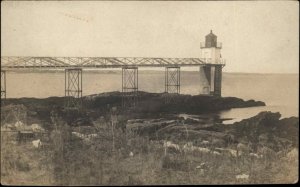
xmin=0 ymin=94 xmax=297 ymax=185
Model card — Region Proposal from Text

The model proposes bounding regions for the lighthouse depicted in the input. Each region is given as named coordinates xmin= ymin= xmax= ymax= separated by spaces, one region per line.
xmin=200 ymin=30 xmax=223 ymax=64
xmin=199 ymin=30 xmax=225 ymax=97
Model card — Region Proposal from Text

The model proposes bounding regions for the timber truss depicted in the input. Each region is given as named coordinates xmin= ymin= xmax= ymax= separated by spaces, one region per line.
xmin=164 ymin=67 xmax=180 ymax=103
xmin=1 ymin=71 xmax=6 ymax=100
xmin=0 ymin=56 xmax=226 ymax=110
xmin=122 ymin=67 xmax=138 ymax=108
xmin=1 ymin=56 xmax=225 ymax=69
xmin=65 ymin=69 xmax=83 ymax=110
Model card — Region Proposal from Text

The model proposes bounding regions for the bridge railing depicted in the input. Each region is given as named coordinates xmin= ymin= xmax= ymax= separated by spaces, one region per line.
xmin=0 ymin=57 xmax=226 ymax=69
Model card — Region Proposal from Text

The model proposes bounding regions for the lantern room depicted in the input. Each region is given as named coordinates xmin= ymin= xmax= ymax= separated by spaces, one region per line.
xmin=200 ymin=30 xmax=223 ymax=64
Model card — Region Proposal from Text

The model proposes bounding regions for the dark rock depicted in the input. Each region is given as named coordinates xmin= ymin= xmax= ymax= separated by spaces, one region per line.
xmin=4 ymin=91 xmax=265 ymax=128
xmin=226 ymin=111 xmax=299 ymax=151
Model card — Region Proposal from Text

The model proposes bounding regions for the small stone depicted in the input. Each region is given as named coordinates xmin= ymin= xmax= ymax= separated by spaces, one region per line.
xmin=129 ymin=151 xmax=134 ymax=157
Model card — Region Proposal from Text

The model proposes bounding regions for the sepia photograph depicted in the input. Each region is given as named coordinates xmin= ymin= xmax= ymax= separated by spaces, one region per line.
xmin=1 ymin=0 xmax=299 ymax=185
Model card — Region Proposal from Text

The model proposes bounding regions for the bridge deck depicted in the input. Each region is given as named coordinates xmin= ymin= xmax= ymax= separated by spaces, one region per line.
xmin=1 ymin=57 xmax=225 ymax=69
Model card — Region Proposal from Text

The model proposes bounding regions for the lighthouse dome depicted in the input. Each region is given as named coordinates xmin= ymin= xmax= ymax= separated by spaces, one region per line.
xmin=205 ymin=30 xmax=217 ymax=48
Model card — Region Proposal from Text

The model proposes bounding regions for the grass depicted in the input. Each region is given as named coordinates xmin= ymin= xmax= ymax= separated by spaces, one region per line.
xmin=1 ymin=115 xmax=298 ymax=185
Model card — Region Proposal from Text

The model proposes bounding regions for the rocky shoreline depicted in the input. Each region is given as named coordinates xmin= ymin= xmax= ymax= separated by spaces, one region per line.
xmin=1 ymin=92 xmax=298 ymax=185
xmin=3 ymin=91 xmax=265 ymax=121
xmin=2 ymin=91 xmax=297 ymax=150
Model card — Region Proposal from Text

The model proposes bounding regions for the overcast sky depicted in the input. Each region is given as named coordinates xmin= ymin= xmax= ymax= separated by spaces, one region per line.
xmin=1 ymin=1 xmax=299 ymax=73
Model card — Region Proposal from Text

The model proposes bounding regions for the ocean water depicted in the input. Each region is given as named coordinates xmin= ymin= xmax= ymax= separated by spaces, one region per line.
xmin=4 ymin=71 xmax=299 ymax=123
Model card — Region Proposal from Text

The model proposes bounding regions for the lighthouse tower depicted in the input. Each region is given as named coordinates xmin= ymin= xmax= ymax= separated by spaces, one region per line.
xmin=200 ymin=30 xmax=222 ymax=64
xmin=199 ymin=30 xmax=224 ymax=97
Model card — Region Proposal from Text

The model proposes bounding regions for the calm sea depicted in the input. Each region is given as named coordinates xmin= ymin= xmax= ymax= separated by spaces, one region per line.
xmin=4 ymin=71 xmax=299 ymax=123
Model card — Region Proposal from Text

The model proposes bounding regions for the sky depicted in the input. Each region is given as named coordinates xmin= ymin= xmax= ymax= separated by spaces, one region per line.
xmin=1 ymin=1 xmax=299 ymax=73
